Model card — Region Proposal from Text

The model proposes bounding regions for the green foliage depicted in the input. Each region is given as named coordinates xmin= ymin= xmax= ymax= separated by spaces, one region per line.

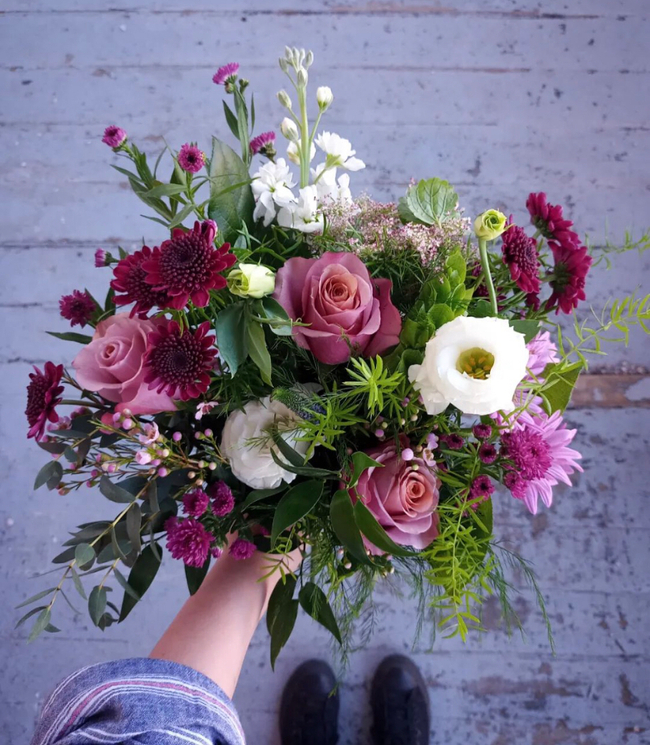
xmin=271 ymin=480 xmax=324 ymax=545
xmin=299 ymin=582 xmax=342 ymax=643
xmin=34 ymin=461 xmax=63 ymax=491
xmin=185 ymin=557 xmax=211 ymax=596
xmin=46 ymin=331 xmax=93 ymax=344
xmin=215 ymin=303 xmax=248 ymax=374
xmin=330 ymin=489 xmax=371 ymax=565
xmin=119 ymin=544 xmax=162 ymax=622
xmin=207 ymin=136 xmax=254 ymax=244
xmin=539 ymin=361 xmax=584 ymax=414
xmin=398 ymin=178 xmax=459 ymax=227
xmin=343 ymin=356 xmax=404 ymax=416
xmin=267 ymin=574 xmax=299 ymax=669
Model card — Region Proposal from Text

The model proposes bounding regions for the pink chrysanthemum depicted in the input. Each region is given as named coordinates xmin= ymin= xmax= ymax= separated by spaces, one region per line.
xmin=102 ymin=125 xmax=127 ymax=149
xmin=25 ymin=362 xmax=64 ymax=441
xmin=165 ymin=517 xmax=212 ymax=567
xmin=210 ymin=481 xmax=235 ymax=516
xmin=142 ymin=221 xmax=235 ymax=310
xmin=178 ymin=143 xmax=205 ymax=173
xmin=249 ymin=131 xmax=276 ymax=156
xmin=526 ymin=331 xmax=559 ymax=379
xmin=59 ymin=289 xmax=96 ymax=328
xmin=94 ymin=249 xmax=108 ymax=267
xmin=472 ymin=424 xmax=492 ymax=440
xmin=478 ymin=443 xmax=498 ymax=464
xmin=144 ymin=320 xmax=216 ymax=401
xmin=229 ymin=538 xmax=257 ymax=561
xmin=183 ymin=489 xmax=210 ymax=518
xmin=111 ymin=245 xmax=172 ymax=316
xmin=546 ymin=241 xmax=592 ymax=315
xmin=469 ymin=474 xmax=494 ymax=504
xmin=501 ymin=224 xmax=540 ymax=294
xmin=526 ymin=192 xmax=580 ymax=247
xmin=501 ymin=410 xmax=583 ymax=514
xmin=213 ymin=62 xmax=239 ymax=86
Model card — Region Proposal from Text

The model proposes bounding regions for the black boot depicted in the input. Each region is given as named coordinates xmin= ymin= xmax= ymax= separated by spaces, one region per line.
xmin=279 ymin=659 xmax=339 ymax=745
xmin=370 ymin=655 xmax=430 ymax=745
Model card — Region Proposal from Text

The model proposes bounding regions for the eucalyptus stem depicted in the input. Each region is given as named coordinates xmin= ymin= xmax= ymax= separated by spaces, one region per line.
xmin=478 ymin=238 xmax=499 ymax=316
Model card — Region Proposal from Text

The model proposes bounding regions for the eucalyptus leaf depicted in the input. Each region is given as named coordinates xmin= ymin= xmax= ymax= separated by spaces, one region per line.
xmin=119 ymin=544 xmax=162 ymax=622
xmin=28 ymin=608 xmax=51 ymax=642
xmin=126 ymin=503 xmax=142 ymax=553
xmin=74 ymin=543 xmax=96 ymax=569
xmin=15 ymin=587 xmax=57 ymax=609
xmin=88 ymin=586 xmax=107 ymax=626
xmin=99 ymin=476 xmax=136 ymax=504
xmin=34 ymin=461 xmax=63 ymax=490
xmin=113 ymin=568 xmax=141 ymax=601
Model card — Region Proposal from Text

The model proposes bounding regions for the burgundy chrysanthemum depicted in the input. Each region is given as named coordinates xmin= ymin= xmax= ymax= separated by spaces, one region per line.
xmin=178 ymin=143 xmax=205 ymax=173
xmin=250 ymin=131 xmax=276 ymax=156
xmin=478 ymin=443 xmax=498 ymax=464
xmin=210 ymin=481 xmax=235 ymax=517
xmin=142 ymin=221 xmax=235 ymax=310
xmin=546 ymin=241 xmax=592 ymax=314
xmin=111 ymin=245 xmax=172 ymax=316
xmin=182 ymin=489 xmax=210 ymax=518
xmin=213 ymin=62 xmax=239 ymax=86
xmin=441 ymin=433 xmax=465 ymax=450
xmin=526 ymin=192 xmax=580 ymax=247
xmin=165 ymin=517 xmax=212 ymax=567
xmin=501 ymin=224 xmax=541 ymax=294
xmin=102 ymin=125 xmax=127 ymax=148
xmin=144 ymin=320 xmax=216 ymax=400
xmin=229 ymin=538 xmax=257 ymax=561
xmin=472 ymin=424 xmax=492 ymax=440
xmin=25 ymin=361 xmax=64 ymax=441
xmin=59 ymin=289 xmax=96 ymax=328
xmin=469 ymin=475 xmax=494 ymax=508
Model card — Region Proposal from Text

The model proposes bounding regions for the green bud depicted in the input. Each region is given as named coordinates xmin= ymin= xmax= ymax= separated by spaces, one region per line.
xmin=297 ymin=68 xmax=308 ymax=88
xmin=280 ymin=117 xmax=300 ymax=142
xmin=474 ymin=209 xmax=508 ymax=241
xmin=277 ymin=89 xmax=292 ymax=110
xmin=227 ymin=263 xmax=276 ymax=299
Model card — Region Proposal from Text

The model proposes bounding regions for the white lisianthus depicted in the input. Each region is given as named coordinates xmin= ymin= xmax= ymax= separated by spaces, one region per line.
xmin=408 ymin=316 xmax=529 ymax=416
xmin=287 ymin=139 xmax=316 ymax=165
xmin=227 ymin=263 xmax=275 ymax=298
xmin=251 ymin=158 xmax=296 ymax=226
xmin=277 ymin=185 xmax=324 ymax=234
xmin=311 ymin=163 xmax=352 ymax=205
xmin=220 ymin=397 xmax=310 ymax=490
xmin=315 ymin=131 xmax=365 ymax=171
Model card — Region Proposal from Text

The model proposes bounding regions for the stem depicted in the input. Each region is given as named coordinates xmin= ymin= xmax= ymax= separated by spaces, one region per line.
xmin=59 ymin=399 xmax=102 ymax=408
xmin=478 ymin=238 xmax=499 ymax=316
xmin=298 ymin=85 xmax=310 ymax=188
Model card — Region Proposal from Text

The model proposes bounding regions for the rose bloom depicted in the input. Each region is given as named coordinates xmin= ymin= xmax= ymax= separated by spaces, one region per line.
xmin=72 ymin=313 xmax=176 ymax=415
xmin=274 ymin=252 xmax=401 ymax=364
xmin=353 ymin=439 xmax=441 ymax=553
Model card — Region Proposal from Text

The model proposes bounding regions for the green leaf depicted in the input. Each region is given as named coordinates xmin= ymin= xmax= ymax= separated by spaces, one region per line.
xmin=74 ymin=543 xmax=96 ymax=569
xmin=222 ymin=100 xmax=240 ymax=140
xmin=52 ymin=546 xmax=76 ymax=564
xmin=510 ymin=319 xmax=540 ymax=344
xmin=15 ymin=587 xmax=57 ymax=609
xmin=28 ymin=608 xmax=51 ymax=642
xmin=542 ymin=361 xmax=584 ymax=414
xmin=271 ymin=480 xmax=323 ymax=545
xmin=16 ymin=605 xmax=48 ymax=630
xmin=126 ymin=503 xmax=142 ymax=553
xmin=347 ymin=452 xmax=383 ymax=489
xmin=242 ymin=486 xmax=285 ymax=509
xmin=266 ymin=574 xmax=296 ymax=634
xmin=147 ymin=481 xmax=159 ymax=513
xmin=34 ymin=461 xmax=63 ymax=490
xmin=113 ymin=567 xmax=141 ymax=601
xmin=445 ymin=249 xmax=467 ymax=288
xmin=119 ymin=544 xmax=162 ymax=622
xmin=71 ymin=567 xmax=87 ymax=599
xmin=329 ymin=489 xmax=371 ymax=565
xmin=260 ymin=297 xmax=293 ymax=335
xmin=353 ymin=501 xmax=416 ymax=557
xmin=246 ymin=317 xmax=272 ymax=385
xmin=398 ymin=178 xmax=458 ymax=227
xmin=46 ymin=331 xmax=93 ymax=344
xmin=269 ymin=450 xmax=336 ymax=479
xmin=185 ymin=556 xmax=211 ymax=596
xmin=88 ymin=586 xmax=107 ymax=626
xmin=207 ymin=136 xmax=254 ymax=244
xmin=99 ymin=476 xmax=136 ymax=504
xmin=144 ymin=183 xmax=187 ymax=199
xmin=468 ymin=299 xmax=494 ymax=318
xmin=215 ymin=303 xmax=248 ymax=375
xmin=271 ymin=431 xmax=305 ymax=467
xmin=267 ymin=575 xmax=298 ymax=669
xmin=298 ymin=583 xmax=342 ymax=644
xmin=168 ymin=201 xmax=196 ymax=229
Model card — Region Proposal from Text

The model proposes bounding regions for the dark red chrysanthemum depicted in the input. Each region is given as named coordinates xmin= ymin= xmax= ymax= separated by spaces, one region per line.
xmin=25 ymin=361 xmax=64 ymax=441
xmin=111 ymin=245 xmax=172 ymax=316
xmin=144 ymin=320 xmax=216 ymax=400
xmin=546 ymin=241 xmax=592 ymax=314
xmin=501 ymin=224 xmax=541 ymax=294
xmin=526 ymin=192 xmax=580 ymax=247
xmin=142 ymin=221 xmax=235 ymax=310
xmin=59 ymin=289 xmax=96 ymax=328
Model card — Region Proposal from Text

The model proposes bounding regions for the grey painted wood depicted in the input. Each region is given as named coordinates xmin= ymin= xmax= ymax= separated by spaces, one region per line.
xmin=1 ymin=2 xmax=649 ymax=744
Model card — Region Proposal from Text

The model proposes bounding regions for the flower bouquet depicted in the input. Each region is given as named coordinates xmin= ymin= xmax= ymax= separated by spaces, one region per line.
xmin=20 ymin=47 xmax=650 ymax=662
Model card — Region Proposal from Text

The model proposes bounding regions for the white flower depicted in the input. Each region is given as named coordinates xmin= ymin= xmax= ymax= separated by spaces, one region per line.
xmin=311 ymin=163 xmax=352 ymax=205
xmin=277 ymin=185 xmax=324 ymax=234
xmin=220 ymin=397 xmax=310 ymax=490
xmin=280 ymin=117 xmax=300 ymax=142
xmin=316 ymin=86 xmax=334 ymax=109
xmin=408 ymin=316 xmax=529 ymax=416
xmin=287 ymin=139 xmax=316 ymax=165
xmin=251 ymin=158 xmax=296 ymax=226
xmin=228 ymin=263 xmax=275 ymax=298
xmin=315 ymin=131 xmax=365 ymax=171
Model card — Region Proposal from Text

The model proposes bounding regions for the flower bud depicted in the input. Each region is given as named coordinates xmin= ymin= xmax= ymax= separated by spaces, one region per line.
xmin=474 ymin=209 xmax=508 ymax=241
xmin=316 ymin=86 xmax=333 ymax=110
xmin=227 ymin=263 xmax=276 ymax=299
xmin=277 ymin=89 xmax=292 ymax=110
xmin=278 ymin=57 xmax=289 ymax=73
xmin=297 ymin=68 xmax=308 ymax=88
xmin=280 ymin=117 xmax=300 ymax=142
xmin=305 ymin=50 xmax=314 ymax=68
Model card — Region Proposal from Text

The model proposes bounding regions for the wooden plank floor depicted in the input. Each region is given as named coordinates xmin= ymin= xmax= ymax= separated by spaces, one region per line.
xmin=1 ymin=2 xmax=649 ymax=743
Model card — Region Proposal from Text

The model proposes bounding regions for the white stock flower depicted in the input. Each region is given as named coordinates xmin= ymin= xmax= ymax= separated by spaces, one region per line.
xmin=408 ymin=316 xmax=529 ymax=416
xmin=220 ymin=397 xmax=309 ymax=490
xmin=315 ymin=131 xmax=365 ymax=171
xmin=251 ymin=158 xmax=296 ymax=226
xmin=311 ymin=163 xmax=352 ymax=205
xmin=287 ymin=139 xmax=316 ymax=165
xmin=277 ymin=185 xmax=324 ymax=234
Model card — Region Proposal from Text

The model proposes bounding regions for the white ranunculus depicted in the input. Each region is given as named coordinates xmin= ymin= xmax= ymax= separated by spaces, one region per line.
xmin=220 ymin=397 xmax=309 ymax=490
xmin=251 ymin=158 xmax=296 ymax=226
xmin=408 ymin=316 xmax=529 ymax=416
xmin=277 ymin=185 xmax=324 ymax=234
xmin=314 ymin=131 xmax=365 ymax=171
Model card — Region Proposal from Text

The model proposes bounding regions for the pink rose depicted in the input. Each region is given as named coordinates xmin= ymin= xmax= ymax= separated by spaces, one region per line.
xmin=274 ymin=252 xmax=401 ymax=365
xmin=354 ymin=440 xmax=440 ymax=553
xmin=72 ymin=313 xmax=176 ymax=415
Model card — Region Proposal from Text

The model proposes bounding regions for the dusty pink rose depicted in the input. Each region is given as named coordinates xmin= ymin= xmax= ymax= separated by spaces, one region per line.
xmin=353 ymin=439 xmax=441 ymax=554
xmin=72 ymin=313 xmax=176 ymax=415
xmin=274 ymin=252 xmax=401 ymax=365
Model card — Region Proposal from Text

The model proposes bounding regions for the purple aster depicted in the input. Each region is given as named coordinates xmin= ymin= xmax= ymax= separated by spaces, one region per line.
xmin=183 ymin=489 xmax=210 ymax=518
xmin=102 ymin=126 xmax=127 ymax=149
xmin=478 ymin=443 xmax=498 ymax=464
xmin=469 ymin=474 xmax=494 ymax=504
xmin=178 ymin=143 xmax=205 ymax=174
xmin=526 ymin=331 xmax=559 ymax=379
xmin=59 ymin=289 xmax=96 ymax=328
xmin=250 ymin=131 xmax=276 ymax=157
xmin=165 ymin=517 xmax=212 ymax=567
xmin=472 ymin=424 xmax=492 ymax=440
xmin=210 ymin=481 xmax=235 ymax=516
xmin=229 ymin=538 xmax=257 ymax=561
xmin=441 ymin=433 xmax=465 ymax=451
xmin=213 ymin=63 xmax=239 ymax=86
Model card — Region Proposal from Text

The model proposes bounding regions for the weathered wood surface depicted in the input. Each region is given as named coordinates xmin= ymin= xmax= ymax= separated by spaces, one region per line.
xmin=1 ymin=1 xmax=649 ymax=744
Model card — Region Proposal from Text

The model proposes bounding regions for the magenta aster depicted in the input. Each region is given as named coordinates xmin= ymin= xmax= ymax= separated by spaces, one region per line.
xmin=501 ymin=224 xmax=540 ymax=294
xmin=102 ymin=125 xmax=127 ymax=149
xmin=249 ymin=131 xmax=276 ymax=156
xmin=210 ymin=481 xmax=235 ymax=516
xmin=94 ymin=249 xmax=108 ymax=267
xmin=441 ymin=433 xmax=465 ymax=450
xmin=144 ymin=320 xmax=216 ymax=400
xmin=501 ymin=410 xmax=582 ymax=514
xmin=182 ymin=489 xmax=209 ymax=518
xmin=478 ymin=443 xmax=498 ymax=464
xmin=111 ymin=245 xmax=172 ymax=316
xmin=25 ymin=362 xmax=64 ymax=441
xmin=165 ymin=517 xmax=212 ymax=567
xmin=469 ymin=474 xmax=494 ymax=504
xmin=178 ymin=143 xmax=205 ymax=173
xmin=526 ymin=192 xmax=580 ymax=247
xmin=142 ymin=221 xmax=235 ymax=309
xmin=229 ymin=538 xmax=257 ymax=560
xmin=546 ymin=241 xmax=592 ymax=314
xmin=213 ymin=62 xmax=239 ymax=86
xmin=59 ymin=290 xmax=96 ymax=328
xmin=472 ymin=424 xmax=492 ymax=440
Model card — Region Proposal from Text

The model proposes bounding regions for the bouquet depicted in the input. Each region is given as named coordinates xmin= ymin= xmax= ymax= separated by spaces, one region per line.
xmin=20 ymin=47 xmax=650 ymax=663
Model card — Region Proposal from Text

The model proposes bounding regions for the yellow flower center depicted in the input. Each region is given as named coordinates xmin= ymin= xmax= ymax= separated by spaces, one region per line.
xmin=456 ymin=347 xmax=495 ymax=380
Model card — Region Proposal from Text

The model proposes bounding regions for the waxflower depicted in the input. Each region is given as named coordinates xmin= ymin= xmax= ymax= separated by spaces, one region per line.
xmin=474 ymin=209 xmax=508 ymax=241
xmin=227 ymin=263 xmax=276 ymax=298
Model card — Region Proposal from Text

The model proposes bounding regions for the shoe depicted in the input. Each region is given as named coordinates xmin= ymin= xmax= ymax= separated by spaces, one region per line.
xmin=279 ymin=659 xmax=339 ymax=745
xmin=370 ymin=655 xmax=430 ymax=745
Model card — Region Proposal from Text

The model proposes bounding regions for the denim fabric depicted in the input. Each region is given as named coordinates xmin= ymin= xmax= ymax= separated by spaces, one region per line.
xmin=30 ymin=657 xmax=245 ymax=745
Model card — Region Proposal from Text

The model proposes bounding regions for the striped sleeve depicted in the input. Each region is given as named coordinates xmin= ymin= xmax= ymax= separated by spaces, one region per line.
xmin=30 ymin=657 xmax=245 ymax=745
